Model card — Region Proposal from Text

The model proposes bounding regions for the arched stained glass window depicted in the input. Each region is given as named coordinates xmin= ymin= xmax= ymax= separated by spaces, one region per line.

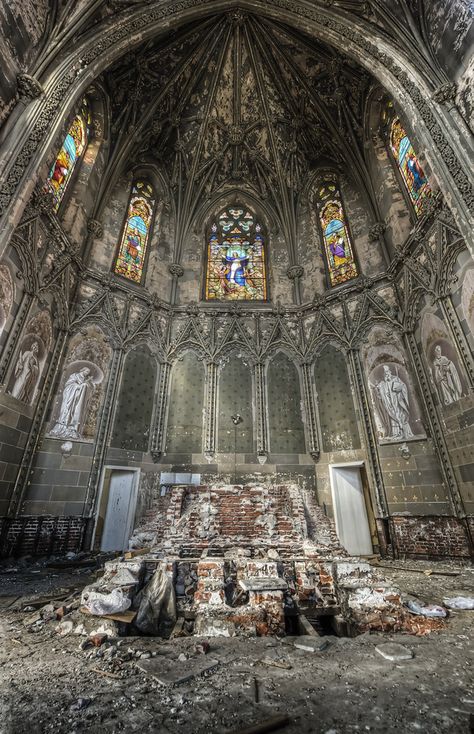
xmin=46 ymin=98 xmax=90 ymax=211
xmin=390 ymin=118 xmax=430 ymax=216
xmin=113 ymin=181 xmax=155 ymax=284
xmin=205 ymin=207 xmax=267 ymax=301
xmin=319 ymin=181 xmax=358 ymax=287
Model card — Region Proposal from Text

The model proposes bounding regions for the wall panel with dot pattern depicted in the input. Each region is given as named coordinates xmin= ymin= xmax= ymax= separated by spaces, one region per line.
xmin=111 ymin=346 xmax=157 ymax=451
xmin=314 ymin=346 xmax=361 ymax=452
xmin=166 ymin=352 xmax=204 ymax=454
xmin=267 ymin=352 xmax=305 ymax=454
xmin=218 ymin=357 xmax=254 ymax=453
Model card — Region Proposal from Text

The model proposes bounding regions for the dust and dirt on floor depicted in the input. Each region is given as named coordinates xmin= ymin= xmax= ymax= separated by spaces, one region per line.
xmin=0 ymin=556 xmax=473 ymax=734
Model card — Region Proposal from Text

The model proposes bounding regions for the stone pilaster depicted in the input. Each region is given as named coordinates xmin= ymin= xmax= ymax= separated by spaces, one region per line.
xmin=150 ymin=360 xmax=172 ymax=462
xmin=204 ymin=360 xmax=218 ymax=460
xmin=301 ymin=361 xmax=320 ymax=461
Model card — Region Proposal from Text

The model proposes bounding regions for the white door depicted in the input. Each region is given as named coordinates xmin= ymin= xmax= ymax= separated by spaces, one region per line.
xmin=330 ymin=465 xmax=373 ymax=556
xmin=101 ymin=470 xmax=137 ymax=552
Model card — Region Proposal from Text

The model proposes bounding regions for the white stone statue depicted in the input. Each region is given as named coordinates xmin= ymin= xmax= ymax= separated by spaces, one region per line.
xmin=11 ymin=341 xmax=40 ymax=403
xmin=431 ymin=344 xmax=462 ymax=406
xmin=50 ymin=366 xmax=95 ymax=439
xmin=372 ymin=364 xmax=414 ymax=440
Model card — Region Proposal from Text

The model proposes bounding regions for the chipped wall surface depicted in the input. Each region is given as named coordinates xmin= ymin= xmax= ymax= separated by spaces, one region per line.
xmin=0 ymin=1 xmax=49 ymax=124
xmin=423 ymin=0 xmax=473 ymax=78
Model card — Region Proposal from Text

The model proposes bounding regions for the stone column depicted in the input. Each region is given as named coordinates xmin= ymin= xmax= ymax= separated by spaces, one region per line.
xmin=253 ymin=361 xmax=268 ymax=462
xmin=7 ymin=327 xmax=69 ymax=517
xmin=403 ymin=328 xmax=466 ymax=519
xmin=300 ymin=361 xmax=320 ymax=461
xmin=150 ymin=360 xmax=172 ymax=462
xmin=347 ymin=347 xmax=388 ymax=518
xmin=204 ymin=360 xmax=218 ymax=460
xmin=84 ymin=346 xmax=125 ymax=519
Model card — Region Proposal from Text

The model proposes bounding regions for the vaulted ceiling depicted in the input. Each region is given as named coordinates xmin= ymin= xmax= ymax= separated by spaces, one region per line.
xmin=102 ymin=12 xmax=373 ymax=247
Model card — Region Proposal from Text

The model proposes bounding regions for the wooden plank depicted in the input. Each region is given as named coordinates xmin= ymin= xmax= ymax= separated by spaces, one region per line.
xmin=227 ymin=714 xmax=290 ymax=734
xmin=80 ymin=606 xmax=136 ymax=623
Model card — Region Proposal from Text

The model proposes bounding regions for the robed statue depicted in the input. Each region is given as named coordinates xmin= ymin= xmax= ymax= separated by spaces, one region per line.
xmin=371 ymin=364 xmax=414 ymax=440
xmin=50 ymin=366 xmax=95 ymax=439
xmin=11 ymin=341 xmax=40 ymax=403
xmin=431 ymin=345 xmax=462 ymax=406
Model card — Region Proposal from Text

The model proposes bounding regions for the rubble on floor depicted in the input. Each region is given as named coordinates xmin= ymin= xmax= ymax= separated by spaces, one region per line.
xmin=0 ymin=558 xmax=473 ymax=733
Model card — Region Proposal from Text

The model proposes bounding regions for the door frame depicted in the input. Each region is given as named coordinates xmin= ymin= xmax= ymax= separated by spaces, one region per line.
xmin=91 ymin=465 xmax=141 ymax=551
xmin=329 ymin=460 xmax=373 ymax=555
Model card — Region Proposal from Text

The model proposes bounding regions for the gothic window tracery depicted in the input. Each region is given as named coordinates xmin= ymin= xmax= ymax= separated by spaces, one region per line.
xmin=390 ymin=117 xmax=431 ymax=216
xmin=46 ymin=97 xmax=90 ymax=211
xmin=205 ymin=207 xmax=267 ymax=301
xmin=318 ymin=179 xmax=358 ymax=287
xmin=113 ymin=181 xmax=155 ymax=284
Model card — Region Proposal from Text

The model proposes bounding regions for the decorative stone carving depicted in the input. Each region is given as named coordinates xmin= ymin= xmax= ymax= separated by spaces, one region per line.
xmin=0 ymin=264 xmax=14 ymax=336
xmin=228 ymin=124 xmax=245 ymax=146
xmin=87 ymin=219 xmax=104 ymax=238
xmin=362 ymin=328 xmax=425 ymax=444
xmin=17 ymin=74 xmax=43 ymax=101
xmin=7 ymin=309 xmax=52 ymax=404
xmin=50 ymin=367 xmax=97 ymax=439
xmin=168 ymin=263 xmax=184 ymax=278
xmin=368 ymin=222 xmax=386 ymax=242
xmin=47 ymin=327 xmax=111 ymax=441
xmin=432 ymin=83 xmax=457 ymax=105
xmin=10 ymin=341 xmax=40 ymax=402
xmin=287 ymin=265 xmax=304 ymax=280
xmin=421 ymin=310 xmax=467 ymax=408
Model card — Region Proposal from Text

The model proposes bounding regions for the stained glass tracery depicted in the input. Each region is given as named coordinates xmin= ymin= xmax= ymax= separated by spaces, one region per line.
xmin=113 ymin=181 xmax=155 ymax=284
xmin=319 ymin=182 xmax=358 ymax=287
xmin=46 ymin=98 xmax=90 ymax=211
xmin=205 ymin=207 xmax=267 ymax=301
xmin=390 ymin=118 xmax=430 ymax=216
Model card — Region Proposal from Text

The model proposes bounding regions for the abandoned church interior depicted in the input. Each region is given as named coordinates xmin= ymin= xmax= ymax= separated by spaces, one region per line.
xmin=0 ymin=1 xmax=473 ymax=733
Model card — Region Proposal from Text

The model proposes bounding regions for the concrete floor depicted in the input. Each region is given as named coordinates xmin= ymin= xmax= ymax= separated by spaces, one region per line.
xmin=0 ymin=558 xmax=473 ymax=734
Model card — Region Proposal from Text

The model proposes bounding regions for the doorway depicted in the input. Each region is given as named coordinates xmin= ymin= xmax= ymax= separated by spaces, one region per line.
xmin=93 ymin=467 xmax=140 ymax=552
xmin=329 ymin=462 xmax=373 ymax=556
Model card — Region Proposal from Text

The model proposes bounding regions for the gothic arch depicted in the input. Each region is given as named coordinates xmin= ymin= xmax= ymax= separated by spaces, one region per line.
xmin=0 ymin=0 xmax=472 ymax=258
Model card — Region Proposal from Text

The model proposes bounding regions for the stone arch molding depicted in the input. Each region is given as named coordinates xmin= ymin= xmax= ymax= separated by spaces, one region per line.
xmin=0 ymin=0 xmax=473 ymax=255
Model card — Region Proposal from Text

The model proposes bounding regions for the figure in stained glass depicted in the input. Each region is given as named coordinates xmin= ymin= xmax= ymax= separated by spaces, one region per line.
xmin=319 ymin=182 xmax=358 ymax=287
xmin=390 ymin=118 xmax=430 ymax=215
xmin=205 ymin=208 xmax=267 ymax=301
xmin=114 ymin=182 xmax=155 ymax=284
xmin=46 ymin=99 xmax=90 ymax=211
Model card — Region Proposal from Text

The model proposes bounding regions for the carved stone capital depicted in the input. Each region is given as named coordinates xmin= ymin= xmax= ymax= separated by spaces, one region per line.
xmin=168 ymin=263 xmax=184 ymax=278
xmin=17 ymin=74 xmax=43 ymax=101
xmin=186 ymin=302 xmax=199 ymax=316
xmin=432 ymin=83 xmax=457 ymax=105
xmin=87 ymin=219 xmax=103 ymax=238
xmin=151 ymin=450 xmax=162 ymax=463
xmin=287 ymin=265 xmax=304 ymax=280
xmin=257 ymin=450 xmax=268 ymax=465
xmin=368 ymin=222 xmax=386 ymax=242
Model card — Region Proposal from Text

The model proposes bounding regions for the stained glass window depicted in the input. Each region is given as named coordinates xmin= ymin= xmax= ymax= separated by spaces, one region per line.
xmin=390 ymin=118 xmax=430 ymax=216
xmin=113 ymin=181 xmax=155 ymax=284
xmin=46 ymin=98 xmax=90 ymax=211
xmin=319 ymin=181 xmax=358 ymax=287
xmin=205 ymin=207 xmax=267 ymax=301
